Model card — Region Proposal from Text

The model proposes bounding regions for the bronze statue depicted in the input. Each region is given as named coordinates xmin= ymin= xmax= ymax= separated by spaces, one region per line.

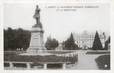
xmin=33 ymin=5 xmax=42 ymax=28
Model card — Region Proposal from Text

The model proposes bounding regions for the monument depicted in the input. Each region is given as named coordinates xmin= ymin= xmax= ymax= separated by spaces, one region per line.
xmin=27 ymin=5 xmax=46 ymax=54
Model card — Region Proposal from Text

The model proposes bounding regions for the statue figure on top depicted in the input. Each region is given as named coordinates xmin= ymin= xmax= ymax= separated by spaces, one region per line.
xmin=33 ymin=5 xmax=42 ymax=28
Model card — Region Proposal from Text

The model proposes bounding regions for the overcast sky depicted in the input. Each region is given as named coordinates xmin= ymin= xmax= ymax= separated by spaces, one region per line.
xmin=4 ymin=3 xmax=110 ymax=42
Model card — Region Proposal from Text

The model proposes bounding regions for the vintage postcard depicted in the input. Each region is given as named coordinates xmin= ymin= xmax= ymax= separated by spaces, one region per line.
xmin=0 ymin=0 xmax=113 ymax=72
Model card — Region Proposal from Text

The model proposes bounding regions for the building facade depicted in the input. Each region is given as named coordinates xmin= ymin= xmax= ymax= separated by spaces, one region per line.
xmin=74 ymin=31 xmax=107 ymax=49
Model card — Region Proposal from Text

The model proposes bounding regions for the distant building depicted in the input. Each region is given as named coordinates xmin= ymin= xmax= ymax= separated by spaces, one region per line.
xmin=55 ymin=43 xmax=63 ymax=51
xmin=73 ymin=31 xmax=107 ymax=49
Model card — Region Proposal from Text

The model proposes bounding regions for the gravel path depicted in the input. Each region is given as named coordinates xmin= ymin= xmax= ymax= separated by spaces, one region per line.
xmin=66 ymin=50 xmax=101 ymax=70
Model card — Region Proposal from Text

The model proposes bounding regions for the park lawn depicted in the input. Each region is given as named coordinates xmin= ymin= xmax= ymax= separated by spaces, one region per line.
xmin=86 ymin=50 xmax=110 ymax=54
xmin=95 ymin=55 xmax=110 ymax=70
xmin=4 ymin=51 xmax=77 ymax=63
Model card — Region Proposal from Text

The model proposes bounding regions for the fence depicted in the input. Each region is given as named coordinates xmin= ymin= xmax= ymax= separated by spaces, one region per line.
xmin=4 ymin=61 xmax=72 ymax=69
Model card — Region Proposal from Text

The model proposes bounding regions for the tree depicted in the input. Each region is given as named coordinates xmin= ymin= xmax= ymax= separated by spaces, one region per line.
xmin=45 ymin=37 xmax=59 ymax=50
xmin=63 ymin=33 xmax=79 ymax=50
xmin=104 ymin=36 xmax=110 ymax=50
xmin=92 ymin=31 xmax=103 ymax=50
xmin=4 ymin=27 xmax=31 ymax=51
xmin=4 ymin=27 xmax=15 ymax=50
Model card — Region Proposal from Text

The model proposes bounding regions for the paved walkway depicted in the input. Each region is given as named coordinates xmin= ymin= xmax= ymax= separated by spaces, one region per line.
xmin=66 ymin=50 xmax=101 ymax=70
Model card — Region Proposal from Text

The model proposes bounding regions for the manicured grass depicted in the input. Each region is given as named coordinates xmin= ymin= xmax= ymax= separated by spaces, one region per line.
xmin=95 ymin=55 xmax=110 ymax=70
xmin=4 ymin=51 xmax=78 ymax=63
xmin=86 ymin=51 xmax=110 ymax=54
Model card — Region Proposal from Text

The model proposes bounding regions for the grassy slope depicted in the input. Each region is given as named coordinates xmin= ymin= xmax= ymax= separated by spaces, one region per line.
xmin=95 ymin=55 xmax=110 ymax=70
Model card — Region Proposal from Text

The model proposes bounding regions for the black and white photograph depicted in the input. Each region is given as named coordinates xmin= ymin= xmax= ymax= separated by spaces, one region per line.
xmin=3 ymin=1 xmax=111 ymax=70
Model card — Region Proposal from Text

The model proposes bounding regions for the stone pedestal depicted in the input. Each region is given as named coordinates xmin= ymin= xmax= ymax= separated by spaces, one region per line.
xmin=26 ymin=63 xmax=31 ymax=69
xmin=62 ymin=63 xmax=66 ymax=69
xmin=9 ymin=62 xmax=13 ymax=68
xmin=44 ymin=64 xmax=47 ymax=69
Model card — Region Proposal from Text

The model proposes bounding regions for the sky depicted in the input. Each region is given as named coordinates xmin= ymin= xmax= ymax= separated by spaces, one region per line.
xmin=4 ymin=3 xmax=110 ymax=42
